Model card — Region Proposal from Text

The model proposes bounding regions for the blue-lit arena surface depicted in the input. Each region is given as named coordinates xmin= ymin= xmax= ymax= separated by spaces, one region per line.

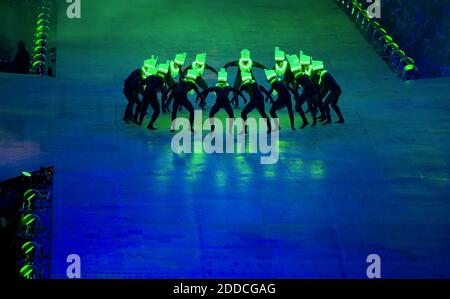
xmin=1 ymin=0 xmax=449 ymax=278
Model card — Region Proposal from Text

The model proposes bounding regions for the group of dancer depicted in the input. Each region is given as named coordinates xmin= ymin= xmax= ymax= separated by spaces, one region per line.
xmin=122 ymin=47 xmax=345 ymax=133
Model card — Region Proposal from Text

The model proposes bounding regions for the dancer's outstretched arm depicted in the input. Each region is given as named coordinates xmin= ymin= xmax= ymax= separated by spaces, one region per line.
xmin=223 ymin=60 xmax=238 ymax=69
xmin=253 ymin=61 xmax=268 ymax=70
xmin=205 ymin=64 xmax=218 ymax=74
xmin=196 ymin=87 xmax=216 ymax=103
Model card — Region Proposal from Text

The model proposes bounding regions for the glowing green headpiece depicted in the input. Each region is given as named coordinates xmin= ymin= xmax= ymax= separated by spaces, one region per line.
xmin=157 ymin=61 xmax=170 ymax=77
xmin=174 ymin=52 xmax=187 ymax=66
xmin=265 ymin=69 xmax=278 ymax=84
xmin=299 ymin=51 xmax=312 ymax=66
xmin=142 ymin=55 xmax=158 ymax=78
xmin=240 ymin=49 xmax=251 ymax=60
xmin=186 ymin=69 xmax=199 ymax=81
xmin=217 ymin=68 xmax=228 ymax=83
xmin=287 ymin=54 xmax=302 ymax=74
xmin=144 ymin=56 xmax=158 ymax=69
xmin=195 ymin=53 xmax=207 ymax=65
xmin=311 ymin=60 xmax=324 ymax=72
xmin=241 ymin=70 xmax=253 ymax=85
xmin=275 ymin=47 xmax=285 ymax=62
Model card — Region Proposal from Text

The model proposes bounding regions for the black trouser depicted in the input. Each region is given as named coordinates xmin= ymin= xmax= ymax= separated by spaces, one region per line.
xmin=140 ymin=93 xmax=161 ymax=127
xmin=232 ymin=73 xmax=243 ymax=107
xmin=322 ymin=73 xmax=344 ymax=122
xmin=123 ymin=87 xmax=141 ymax=122
xmin=295 ymin=75 xmax=319 ymax=125
xmin=209 ymin=99 xmax=234 ymax=131
xmin=241 ymin=96 xmax=271 ymax=132
xmin=172 ymin=96 xmax=195 ymax=129
xmin=313 ymin=88 xmax=326 ymax=119
xmin=323 ymin=88 xmax=344 ymax=122
xmin=196 ymin=77 xmax=209 ymax=109
xmin=294 ymin=87 xmax=315 ymax=124
xmin=210 ymin=99 xmax=234 ymax=119
xmin=270 ymin=96 xmax=294 ymax=129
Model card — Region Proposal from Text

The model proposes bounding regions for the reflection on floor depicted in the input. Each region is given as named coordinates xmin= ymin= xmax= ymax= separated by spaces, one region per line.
xmin=0 ymin=0 xmax=449 ymax=278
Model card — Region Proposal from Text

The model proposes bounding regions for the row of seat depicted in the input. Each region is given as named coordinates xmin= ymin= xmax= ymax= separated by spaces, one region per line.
xmin=31 ymin=0 xmax=53 ymax=75
xmin=336 ymin=0 xmax=419 ymax=80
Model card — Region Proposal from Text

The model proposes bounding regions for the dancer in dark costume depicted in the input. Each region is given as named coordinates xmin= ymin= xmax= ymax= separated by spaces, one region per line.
xmin=262 ymin=69 xmax=295 ymax=131
xmin=310 ymin=61 xmax=345 ymax=124
xmin=224 ymin=49 xmax=267 ymax=108
xmin=162 ymin=52 xmax=187 ymax=112
xmin=196 ymin=68 xmax=248 ymax=132
xmin=181 ymin=53 xmax=218 ymax=110
xmin=139 ymin=62 xmax=169 ymax=130
xmin=286 ymin=53 xmax=318 ymax=128
xmin=235 ymin=71 xmax=272 ymax=133
xmin=123 ymin=57 xmax=157 ymax=123
xmin=272 ymin=47 xmax=295 ymax=86
xmin=167 ymin=69 xmax=204 ymax=133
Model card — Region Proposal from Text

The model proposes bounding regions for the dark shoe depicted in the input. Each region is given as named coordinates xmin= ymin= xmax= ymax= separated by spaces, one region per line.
xmin=123 ymin=117 xmax=131 ymax=124
xmin=147 ymin=125 xmax=157 ymax=130
xmin=300 ymin=121 xmax=309 ymax=129
xmin=335 ymin=119 xmax=345 ymax=124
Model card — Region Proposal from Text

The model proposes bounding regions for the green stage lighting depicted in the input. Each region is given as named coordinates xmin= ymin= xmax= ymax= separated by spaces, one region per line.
xmin=21 ymin=171 xmax=32 ymax=177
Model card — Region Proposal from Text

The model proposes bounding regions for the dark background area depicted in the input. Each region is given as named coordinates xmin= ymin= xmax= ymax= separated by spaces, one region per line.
xmin=0 ymin=0 xmax=40 ymax=64
xmin=362 ymin=0 xmax=450 ymax=77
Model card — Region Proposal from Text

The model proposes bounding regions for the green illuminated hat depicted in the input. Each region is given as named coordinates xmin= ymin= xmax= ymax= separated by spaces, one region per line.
xmin=186 ymin=69 xmax=199 ymax=80
xmin=287 ymin=54 xmax=302 ymax=73
xmin=157 ymin=62 xmax=169 ymax=75
xmin=241 ymin=70 xmax=253 ymax=84
xmin=274 ymin=47 xmax=285 ymax=62
xmin=174 ymin=52 xmax=187 ymax=66
xmin=141 ymin=56 xmax=158 ymax=78
xmin=240 ymin=49 xmax=251 ymax=60
xmin=195 ymin=53 xmax=207 ymax=65
xmin=264 ymin=69 xmax=277 ymax=83
xmin=299 ymin=51 xmax=312 ymax=66
xmin=143 ymin=55 xmax=158 ymax=69
xmin=311 ymin=60 xmax=324 ymax=72
xmin=217 ymin=68 xmax=228 ymax=83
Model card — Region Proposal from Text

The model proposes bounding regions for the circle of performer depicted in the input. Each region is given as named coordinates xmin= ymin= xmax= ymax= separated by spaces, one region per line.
xmin=122 ymin=48 xmax=345 ymax=133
